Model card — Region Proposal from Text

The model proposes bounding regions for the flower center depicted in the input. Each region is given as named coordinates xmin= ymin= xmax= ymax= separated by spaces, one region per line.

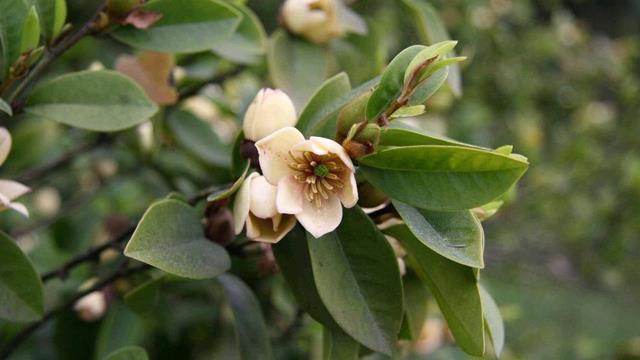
xmin=288 ymin=151 xmax=345 ymax=208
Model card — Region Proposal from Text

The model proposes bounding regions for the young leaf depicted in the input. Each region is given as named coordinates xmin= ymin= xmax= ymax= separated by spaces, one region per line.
xmin=34 ymin=0 xmax=67 ymax=39
xmin=403 ymin=40 xmax=457 ymax=83
xmin=366 ymin=45 xmax=425 ymax=121
xmin=0 ymin=231 xmax=44 ymax=322
xmin=379 ymin=125 xmax=485 ymax=149
xmin=401 ymin=0 xmax=463 ymax=96
xmin=296 ymin=72 xmax=352 ymax=137
xmin=25 ymin=70 xmax=158 ymax=132
xmin=390 ymin=105 xmax=425 ymax=119
xmin=393 ymin=200 xmax=485 ymax=268
xmin=112 ymin=0 xmax=242 ymax=53
xmin=0 ymin=0 xmax=29 ymax=80
xmin=124 ymin=199 xmax=231 ymax=279
xmin=212 ymin=2 xmax=266 ymax=64
xmin=385 ymin=224 xmax=485 ymax=356
xmin=359 ymin=145 xmax=528 ymax=211
xmin=167 ymin=110 xmax=231 ymax=168
xmin=103 ymin=346 xmax=149 ymax=360
xmin=207 ymin=162 xmax=250 ymax=202
xmin=272 ymin=226 xmax=340 ymax=330
xmin=407 ymin=67 xmax=448 ymax=105
xmin=20 ymin=6 xmax=41 ymax=53
xmin=480 ymin=285 xmax=505 ymax=357
xmin=322 ymin=327 xmax=359 ymax=360
xmin=268 ymin=30 xmax=329 ymax=108
xmin=0 ymin=97 xmax=12 ymax=116
xmin=308 ymin=207 xmax=403 ymax=355
xmin=217 ymin=273 xmax=274 ymax=360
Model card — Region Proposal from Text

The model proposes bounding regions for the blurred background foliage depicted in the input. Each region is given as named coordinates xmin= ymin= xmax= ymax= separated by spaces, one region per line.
xmin=1 ymin=0 xmax=639 ymax=359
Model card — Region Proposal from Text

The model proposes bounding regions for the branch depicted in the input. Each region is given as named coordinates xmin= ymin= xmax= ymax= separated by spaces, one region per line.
xmin=0 ymin=263 xmax=149 ymax=359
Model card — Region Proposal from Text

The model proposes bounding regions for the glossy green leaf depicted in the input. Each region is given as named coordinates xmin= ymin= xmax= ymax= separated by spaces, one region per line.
xmin=167 ymin=109 xmax=230 ymax=168
xmin=0 ymin=0 xmax=29 ymax=80
xmin=0 ymin=97 xmax=11 ymax=116
xmin=212 ymin=2 xmax=266 ymax=64
xmin=366 ymin=45 xmax=425 ymax=121
xmin=103 ymin=346 xmax=149 ymax=360
xmin=231 ymin=130 xmax=249 ymax=178
xmin=401 ymin=0 xmax=463 ymax=96
xmin=124 ymin=199 xmax=231 ymax=279
xmin=480 ymin=285 xmax=505 ymax=357
xmin=401 ymin=271 xmax=429 ymax=341
xmin=268 ymin=30 xmax=328 ymax=108
xmin=272 ymin=225 xmax=340 ymax=330
xmin=322 ymin=327 xmax=359 ymax=360
xmin=25 ymin=70 xmax=158 ymax=132
xmin=217 ymin=273 xmax=273 ymax=360
xmin=379 ymin=126 xmax=485 ymax=149
xmin=33 ymin=0 xmax=67 ymax=39
xmin=407 ymin=67 xmax=448 ymax=105
xmin=296 ymin=72 xmax=351 ymax=137
xmin=0 ymin=231 xmax=44 ymax=322
xmin=20 ymin=6 xmax=40 ymax=53
xmin=207 ymin=162 xmax=249 ymax=202
xmin=403 ymin=40 xmax=457 ymax=83
xmin=385 ymin=224 xmax=484 ymax=356
xmin=308 ymin=207 xmax=403 ymax=355
xmin=393 ymin=200 xmax=484 ymax=268
xmin=112 ymin=0 xmax=241 ymax=53
xmin=360 ymin=145 xmax=529 ymax=210
xmin=390 ymin=105 xmax=425 ymax=119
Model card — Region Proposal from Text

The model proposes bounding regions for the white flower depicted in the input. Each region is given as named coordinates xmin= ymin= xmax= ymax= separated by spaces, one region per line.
xmin=233 ymin=172 xmax=297 ymax=243
xmin=281 ymin=0 xmax=367 ymax=44
xmin=243 ymin=88 xmax=297 ymax=142
xmin=0 ymin=128 xmax=30 ymax=217
xmin=74 ymin=291 xmax=107 ymax=322
xmin=255 ymin=127 xmax=358 ymax=238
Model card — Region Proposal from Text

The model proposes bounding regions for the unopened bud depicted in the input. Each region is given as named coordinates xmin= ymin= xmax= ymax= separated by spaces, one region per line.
xmin=74 ymin=291 xmax=107 ymax=322
xmin=243 ymin=88 xmax=297 ymax=142
xmin=205 ymin=201 xmax=235 ymax=246
xmin=281 ymin=0 xmax=345 ymax=44
xmin=336 ymin=90 xmax=371 ymax=142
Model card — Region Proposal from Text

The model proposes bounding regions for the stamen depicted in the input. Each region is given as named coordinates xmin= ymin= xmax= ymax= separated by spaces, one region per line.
xmin=321 ymin=178 xmax=333 ymax=190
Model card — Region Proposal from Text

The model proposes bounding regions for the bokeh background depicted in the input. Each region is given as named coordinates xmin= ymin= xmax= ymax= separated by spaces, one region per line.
xmin=1 ymin=0 xmax=639 ymax=359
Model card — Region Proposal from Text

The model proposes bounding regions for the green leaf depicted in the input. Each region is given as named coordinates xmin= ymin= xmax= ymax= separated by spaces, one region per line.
xmin=103 ymin=346 xmax=149 ymax=360
xmin=212 ymin=2 xmax=266 ymax=64
xmin=123 ymin=272 xmax=164 ymax=315
xmin=385 ymin=224 xmax=484 ymax=356
xmin=207 ymin=162 xmax=250 ymax=202
xmin=379 ymin=125 xmax=485 ymax=149
xmin=124 ymin=199 xmax=231 ymax=279
xmin=0 ymin=0 xmax=29 ymax=80
xmin=112 ymin=0 xmax=241 ymax=53
xmin=359 ymin=145 xmax=528 ymax=210
xmin=167 ymin=109 xmax=230 ymax=168
xmin=366 ymin=45 xmax=425 ymax=121
xmin=330 ymin=31 xmax=385 ymax=85
xmin=272 ymin=225 xmax=340 ymax=330
xmin=308 ymin=207 xmax=403 ymax=355
xmin=322 ymin=327 xmax=359 ymax=360
xmin=95 ymin=302 xmax=143 ymax=359
xmin=407 ymin=67 xmax=448 ymax=105
xmin=25 ymin=70 xmax=158 ymax=132
xmin=480 ymin=285 xmax=505 ymax=357
xmin=393 ymin=200 xmax=484 ymax=268
xmin=33 ymin=0 xmax=67 ymax=39
xmin=390 ymin=105 xmax=425 ymax=119
xmin=401 ymin=0 xmax=463 ymax=96
xmin=20 ymin=6 xmax=40 ymax=53
xmin=0 ymin=231 xmax=44 ymax=322
xmin=296 ymin=72 xmax=351 ymax=137
xmin=217 ymin=273 xmax=273 ymax=360
xmin=231 ymin=130 xmax=249 ymax=178
xmin=267 ymin=30 xmax=329 ymax=108
xmin=0 ymin=97 xmax=12 ymax=116
xmin=403 ymin=40 xmax=457 ymax=83
xmin=401 ymin=271 xmax=429 ymax=341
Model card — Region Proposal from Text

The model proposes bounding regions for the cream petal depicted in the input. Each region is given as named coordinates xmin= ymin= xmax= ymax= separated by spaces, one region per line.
xmin=0 ymin=128 xmax=11 ymax=166
xmin=9 ymin=202 xmax=29 ymax=217
xmin=0 ymin=179 xmax=30 ymax=201
xmin=291 ymin=139 xmax=329 ymax=156
xmin=276 ymin=176 xmax=304 ymax=214
xmin=249 ymin=175 xmax=278 ymax=219
xmin=309 ymin=136 xmax=355 ymax=171
xmin=246 ymin=213 xmax=296 ymax=243
xmin=338 ymin=172 xmax=358 ymax=208
xmin=256 ymin=127 xmax=305 ymax=185
xmin=232 ymin=172 xmax=258 ymax=234
xmin=296 ymin=195 xmax=342 ymax=238
xmin=243 ymin=89 xmax=297 ymax=142
xmin=397 ymin=258 xmax=406 ymax=276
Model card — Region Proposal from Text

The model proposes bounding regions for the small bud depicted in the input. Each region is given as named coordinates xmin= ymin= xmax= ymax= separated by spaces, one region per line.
xmin=357 ymin=181 xmax=388 ymax=208
xmin=74 ymin=291 xmax=107 ymax=322
xmin=243 ymin=88 xmax=297 ymax=142
xmin=205 ymin=201 xmax=236 ymax=246
xmin=107 ymin=0 xmax=142 ymax=18
xmin=342 ymin=123 xmax=379 ymax=159
xmin=336 ymin=90 xmax=371 ymax=142
xmin=281 ymin=0 xmax=345 ymax=44
xmin=239 ymin=140 xmax=260 ymax=169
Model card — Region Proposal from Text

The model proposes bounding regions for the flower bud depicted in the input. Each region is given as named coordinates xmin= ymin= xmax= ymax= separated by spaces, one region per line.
xmin=336 ymin=90 xmax=370 ymax=142
xmin=205 ymin=201 xmax=236 ymax=246
xmin=281 ymin=0 xmax=344 ymax=44
xmin=74 ymin=291 xmax=107 ymax=322
xmin=243 ymin=88 xmax=297 ymax=142
xmin=107 ymin=0 xmax=142 ymax=18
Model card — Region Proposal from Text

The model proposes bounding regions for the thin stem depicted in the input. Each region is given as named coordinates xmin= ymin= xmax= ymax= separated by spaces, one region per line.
xmin=0 ymin=263 xmax=149 ymax=359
